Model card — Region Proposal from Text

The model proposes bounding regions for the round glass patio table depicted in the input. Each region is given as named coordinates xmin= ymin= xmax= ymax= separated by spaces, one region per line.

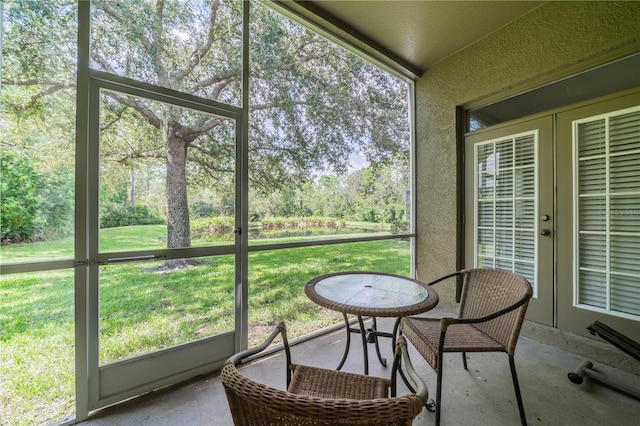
xmin=305 ymin=271 xmax=439 ymax=374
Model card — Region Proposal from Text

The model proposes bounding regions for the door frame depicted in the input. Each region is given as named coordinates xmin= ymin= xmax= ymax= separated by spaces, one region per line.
xmin=74 ymin=1 xmax=250 ymax=414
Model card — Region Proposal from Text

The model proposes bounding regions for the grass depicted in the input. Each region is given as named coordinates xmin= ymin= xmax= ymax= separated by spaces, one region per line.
xmin=0 ymin=225 xmax=410 ymax=425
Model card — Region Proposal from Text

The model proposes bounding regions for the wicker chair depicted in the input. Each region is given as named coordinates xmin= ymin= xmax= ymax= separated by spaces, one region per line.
xmin=400 ymin=268 xmax=532 ymax=426
xmin=222 ymin=321 xmax=427 ymax=425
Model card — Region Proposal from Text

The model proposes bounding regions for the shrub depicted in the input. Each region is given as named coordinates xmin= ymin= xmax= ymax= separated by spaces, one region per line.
xmin=191 ymin=216 xmax=235 ymax=240
xmin=0 ymin=153 xmax=39 ymax=243
xmin=100 ymin=204 xmax=164 ymax=228
xmin=191 ymin=201 xmax=218 ymax=218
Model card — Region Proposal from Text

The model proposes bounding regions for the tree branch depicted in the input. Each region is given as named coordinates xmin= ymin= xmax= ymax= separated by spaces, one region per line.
xmin=188 ymin=68 xmax=240 ymax=95
xmin=102 ymin=91 xmax=163 ymax=129
xmin=97 ymin=1 xmax=169 ymax=84
xmin=3 ymin=78 xmax=74 ymax=111
xmin=172 ymin=0 xmax=221 ymax=83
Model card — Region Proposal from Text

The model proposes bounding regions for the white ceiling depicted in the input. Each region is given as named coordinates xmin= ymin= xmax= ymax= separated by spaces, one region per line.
xmin=301 ymin=1 xmax=545 ymax=72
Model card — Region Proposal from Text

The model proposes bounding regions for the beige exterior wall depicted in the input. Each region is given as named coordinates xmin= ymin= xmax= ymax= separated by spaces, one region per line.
xmin=415 ymin=1 xmax=640 ymax=309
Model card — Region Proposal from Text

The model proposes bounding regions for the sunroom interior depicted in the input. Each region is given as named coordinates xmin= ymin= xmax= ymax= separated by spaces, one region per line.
xmin=1 ymin=1 xmax=639 ymax=425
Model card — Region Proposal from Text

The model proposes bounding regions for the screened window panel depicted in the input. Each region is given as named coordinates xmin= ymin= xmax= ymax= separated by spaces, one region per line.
xmin=575 ymin=107 xmax=640 ymax=319
xmin=474 ymin=132 xmax=537 ymax=292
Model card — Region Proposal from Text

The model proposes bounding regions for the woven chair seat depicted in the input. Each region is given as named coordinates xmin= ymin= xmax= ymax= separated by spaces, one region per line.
xmin=222 ymin=322 xmax=427 ymax=426
xmin=401 ymin=317 xmax=504 ymax=370
xmin=288 ymin=364 xmax=390 ymax=399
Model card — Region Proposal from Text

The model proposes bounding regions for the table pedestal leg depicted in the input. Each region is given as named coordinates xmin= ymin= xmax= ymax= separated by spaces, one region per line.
xmin=369 ymin=317 xmax=388 ymax=368
xmin=338 ymin=314 xmax=398 ymax=375
xmin=336 ymin=312 xmax=351 ymax=371
xmin=357 ymin=316 xmax=370 ymax=374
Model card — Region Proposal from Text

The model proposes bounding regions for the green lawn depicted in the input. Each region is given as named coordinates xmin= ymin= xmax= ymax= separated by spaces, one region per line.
xmin=0 ymin=226 xmax=410 ymax=425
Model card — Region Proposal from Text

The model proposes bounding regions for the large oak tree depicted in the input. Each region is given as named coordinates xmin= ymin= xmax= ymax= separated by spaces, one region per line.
xmin=2 ymin=0 xmax=409 ymax=259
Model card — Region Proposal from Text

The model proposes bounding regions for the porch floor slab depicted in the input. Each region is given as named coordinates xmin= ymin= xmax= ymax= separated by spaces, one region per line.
xmin=79 ymin=315 xmax=639 ymax=426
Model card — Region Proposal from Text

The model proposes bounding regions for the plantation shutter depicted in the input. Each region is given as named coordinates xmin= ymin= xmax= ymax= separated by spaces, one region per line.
xmin=475 ymin=131 xmax=537 ymax=294
xmin=575 ymin=107 xmax=640 ymax=317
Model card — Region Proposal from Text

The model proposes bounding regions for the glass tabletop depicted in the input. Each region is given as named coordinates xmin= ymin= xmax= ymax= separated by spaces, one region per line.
xmin=306 ymin=272 xmax=438 ymax=317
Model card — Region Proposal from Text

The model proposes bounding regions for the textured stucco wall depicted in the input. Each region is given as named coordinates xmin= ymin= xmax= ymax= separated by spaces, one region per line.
xmin=415 ymin=1 xmax=640 ymax=309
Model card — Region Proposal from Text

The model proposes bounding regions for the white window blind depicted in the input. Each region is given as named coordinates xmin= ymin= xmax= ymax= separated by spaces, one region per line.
xmin=574 ymin=106 xmax=640 ymax=318
xmin=475 ymin=131 xmax=537 ymax=295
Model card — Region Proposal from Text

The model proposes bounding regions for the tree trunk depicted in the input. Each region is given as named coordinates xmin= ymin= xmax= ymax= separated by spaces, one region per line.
xmin=165 ymin=126 xmax=193 ymax=268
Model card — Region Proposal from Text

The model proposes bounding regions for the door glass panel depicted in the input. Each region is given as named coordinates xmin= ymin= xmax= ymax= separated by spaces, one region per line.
xmin=0 ymin=270 xmax=75 ymax=425
xmin=90 ymin=0 xmax=242 ymax=107
xmin=578 ymin=158 xmax=606 ymax=193
xmin=578 ymin=270 xmax=607 ymax=308
xmin=579 ymin=234 xmax=606 ymax=270
xmin=99 ymin=254 xmax=234 ymax=364
xmin=610 ymin=152 xmax=640 ymax=191
xmin=574 ymin=106 xmax=640 ymax=318
xmin=474 ymin=132 xmax=538 ymax=291
xmin=99 ymin=89 xmax=236 ymax=253
xmin=610 ymin=274 xmax=640 ymax=316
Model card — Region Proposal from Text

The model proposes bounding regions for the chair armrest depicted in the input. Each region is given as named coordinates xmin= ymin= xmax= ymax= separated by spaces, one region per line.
xmin=393 ymin=335 xmax=429 ymax=403
xmin=226 ymin=321 xmax=293 ymax=387
xmin=439 ymin=292 xmax=531 ymax=331
xmin=424 ymin=270 xmax=463 ymax=287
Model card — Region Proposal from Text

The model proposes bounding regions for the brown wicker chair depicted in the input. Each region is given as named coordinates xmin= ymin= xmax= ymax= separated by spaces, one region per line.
xmin=400 ymin=268 xmax=532 ymax=426
xmin=222 ymin=322 xmax=427 ymax=425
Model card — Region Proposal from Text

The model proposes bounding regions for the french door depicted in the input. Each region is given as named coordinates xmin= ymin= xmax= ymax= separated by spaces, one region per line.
xmin=465 ymin=116 xmax=554 ymax=326
xmin=465 ymin=88 xmax=640 ymax=338
xmin=556 ymin=89 xmax=640 ymax=340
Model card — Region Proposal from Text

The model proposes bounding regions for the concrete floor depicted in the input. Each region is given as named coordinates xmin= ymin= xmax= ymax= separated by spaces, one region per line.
xmin=79 ymin=314 xmax=639 ymax=426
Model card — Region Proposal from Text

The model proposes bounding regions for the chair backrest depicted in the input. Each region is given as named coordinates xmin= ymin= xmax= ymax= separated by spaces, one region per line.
xmin=458 ymin=268 xmax=533 ymax=354
xmin=221 ymin=361 xmax=423 ymax=426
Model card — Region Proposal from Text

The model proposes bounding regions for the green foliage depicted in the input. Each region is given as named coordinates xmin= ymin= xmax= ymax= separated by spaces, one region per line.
xmin=32 ymin=167 xmax=74 ymax=240
xmin=190 ymin=201 xmax=218 ymax=218
xmin=100 ymin=204 xmax=165 ymax=229
xmin=261 ymin=216 xmax=345 ymax=230
xmin=191 ymin=216 xmax=235 ymax=241
xmin=0 ymin=152 xmax=39 ymax=242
